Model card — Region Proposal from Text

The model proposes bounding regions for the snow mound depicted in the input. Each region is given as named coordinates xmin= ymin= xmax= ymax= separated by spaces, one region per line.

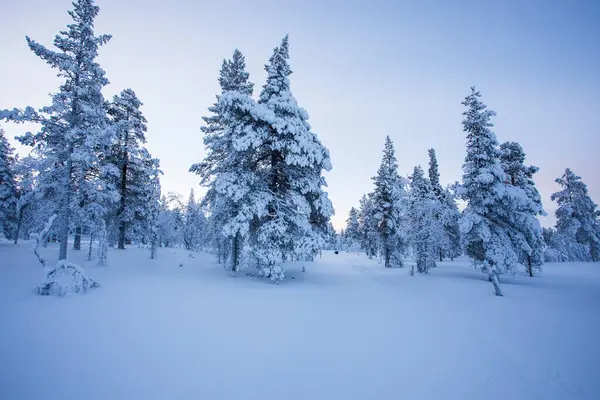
xmin=37 ymin=260 xmax=99 ymax=296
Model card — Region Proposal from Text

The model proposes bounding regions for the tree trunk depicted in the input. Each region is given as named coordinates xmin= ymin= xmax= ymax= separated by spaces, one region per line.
xmin=97 ymin=220 xmax=108 ymax=266
xmin=232 ymin=233 xmax=240 ymax=272
xmin=58 ymin=148 xmax=73 ymax=261
xmin=117 ymin=154 xmax=128 ymax=250
xmin=73 ymin=226 xmax=82 ymax=250
xmin=439 ymin=248 xmax=443 ymax=262
xmin=490 ymin=273 xmax=503 ymax=296
xmin=87 ymin=231 xmax=94 ymax=261
xmin=527 ymin=255 xmax=533 ymax=277
xmin=14 ymin=205 xmax=24 ymax=244
xmin=385 ymin=247 xmax=390 ymax=268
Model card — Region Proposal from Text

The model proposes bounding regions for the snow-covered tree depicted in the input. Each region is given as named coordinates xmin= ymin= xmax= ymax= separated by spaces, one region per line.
xmin=182 ymin=189 xmax=206 ymax=251
xmin=409 ymin=166 xmax=439 ymax=274
xmin=427 ymin=148 xmax=461 ymax=261
xmin=252 ymin=35 xmax=334 ymax=278
xmin=500 ymin=141 xmax=545 ymax=276
xmin=550 ymin=168 xmax=600 ymax=261
xmin=2 ymin=0 xmax=115 ymax=261
xmin=358 ymin=193 xmax=378 ymax=258
xmin=156 ymin=195 xmax=182 ymax=248
xmin=107 ymin=88 xmax=156 ymax=250
xmin=144 ymin=160 xmax=162 ymax=259
xmin=459 ymin=87 xmax=541 ymax=296
xmin=344 ymin=207 xmax=361 ymax=251
xmin=0 ymin=126 xmax=18 ymax=239
xmin=190 ymin=48 xmax=258 ymax=272
xmin=371 ymin=136 xmax=406 ymax=267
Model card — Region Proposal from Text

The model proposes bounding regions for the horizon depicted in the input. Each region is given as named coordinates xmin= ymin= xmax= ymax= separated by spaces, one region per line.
xmin=1 ymin=0 xmax=598 ymax=231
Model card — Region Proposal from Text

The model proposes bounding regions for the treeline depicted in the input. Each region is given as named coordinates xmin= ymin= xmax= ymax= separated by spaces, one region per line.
xmin=339 ymin=88 xmax=600 ymax=295
xmin=0 ymin=1 xmax=161 ymax=265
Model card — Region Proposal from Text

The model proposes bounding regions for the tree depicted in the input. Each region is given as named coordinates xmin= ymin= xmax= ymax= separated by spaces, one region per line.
xmin=500 ymin=141 xmax=545 ymax=276
xmin=427 ymin=148 xmax=461 ymax=261
xmin=550 ymin=168 xmax=600 ymax=261
xmin=252 ymin=35 xmax=334 ymax=279
xmin=0 ymin=126 xmax=18 ymax=239
xmin=182 ymin=188 xmax=206 ymax=251
xmin=409 ymin=166 xmax=439 ymax=274
xmin=2 ymin=0 xmax=115 ymax=261
xmin=344 ymin=207 xmax=361 ymax=251
xmin=371 ymin=136 xmax=406 ymax=268
xmin=358 ymin=193 xmax=378 ymax=258
xmin=140 ymin=160 xmax=162 ymax=259
xmin=190 ymin=48 xmax=258 ymax=272
xmin=459 ymin=87 xmax=538 ymax=296
xmin=107 ymin=88 xmax=152 ymax=250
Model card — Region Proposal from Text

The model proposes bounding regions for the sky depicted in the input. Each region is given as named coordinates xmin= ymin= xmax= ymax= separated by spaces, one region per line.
xmin=0 ymin=0 xmax=599 ymax=230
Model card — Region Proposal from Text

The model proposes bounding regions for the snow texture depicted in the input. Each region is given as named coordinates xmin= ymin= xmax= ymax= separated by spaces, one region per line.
xmin=1 ymin=242 xmax=599 ymax=399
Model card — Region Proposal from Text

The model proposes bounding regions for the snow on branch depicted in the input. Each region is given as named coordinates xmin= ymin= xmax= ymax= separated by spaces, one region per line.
xmin=31 ymin=214 xmax=57 ymax=267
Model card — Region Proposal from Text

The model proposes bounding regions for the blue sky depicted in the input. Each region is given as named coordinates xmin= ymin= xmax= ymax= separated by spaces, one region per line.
xmin=1 ymin=0 xmax=598 ymax=229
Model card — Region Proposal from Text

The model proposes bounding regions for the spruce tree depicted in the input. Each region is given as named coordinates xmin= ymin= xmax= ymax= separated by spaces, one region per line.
xmin=190 ymin=48 xmax=258 ymax=272
xmin=459 ymin=87 xmax=538 ymax=296
xmin=345 ymin=207 xmax=361 ymax=251
xmin=107 ymin=88 xmax=151 ymax=249
xmin=551 ymin=168 xmax=600 ymax=261
xmin=427 ymin=148 xmax=461 ymax=261
xmin=2 ymin=0 xmax=115 ymax=261
xmin=409 ymin=166 xmax=439 ymax=274
xmin=372 ymin=136 xmax=406 ymax=268
xmin=500 ymin=141 xmax=545 ymax=276
xmin=358 ymin=194 xmax=378 ymax=258
xmin=252 ymin=35 xmax=334 ymax=279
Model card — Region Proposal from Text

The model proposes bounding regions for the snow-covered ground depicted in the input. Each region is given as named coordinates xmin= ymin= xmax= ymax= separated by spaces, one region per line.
xmin=1 ymin=241 xmax=599 ymax=400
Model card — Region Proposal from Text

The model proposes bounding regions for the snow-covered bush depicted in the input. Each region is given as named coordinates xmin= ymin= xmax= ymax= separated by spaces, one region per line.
xmin=37 ymin=260 xmax=99 ymax=296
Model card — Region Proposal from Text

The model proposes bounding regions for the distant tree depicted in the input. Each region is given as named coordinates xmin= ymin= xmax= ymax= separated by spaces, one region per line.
xmin=358 ymin=194 xmax=378 ymax=258
xmin=409 ymin=166 xmax=439 ymax=274
xmin=427 ymin=148 xmax=461 ymax=261
xmin=182 ymin=189 xmax=206 ymax=251
xmin=344 ymin=207 xmax=361 ymax=251
xmin=371 ymin=136 xmax=407 ymax=267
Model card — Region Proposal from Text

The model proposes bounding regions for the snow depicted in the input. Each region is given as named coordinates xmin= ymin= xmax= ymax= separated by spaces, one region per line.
xmin=1 ymin=241 xmax=599 ymax=399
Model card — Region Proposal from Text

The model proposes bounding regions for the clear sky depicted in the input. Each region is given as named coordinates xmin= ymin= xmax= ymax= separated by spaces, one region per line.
xmin=1 ymin=0 xmax=598 ymax=230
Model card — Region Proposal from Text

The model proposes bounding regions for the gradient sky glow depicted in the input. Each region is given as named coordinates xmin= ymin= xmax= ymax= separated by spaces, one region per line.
xmin=1 ymin=0 xmax=599 ymax=230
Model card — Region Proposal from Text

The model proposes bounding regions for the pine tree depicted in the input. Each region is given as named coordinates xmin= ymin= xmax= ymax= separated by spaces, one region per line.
xmin=107 ymin=88 xmax=152 ymax=250
xmin=0 ymin=126 xmax=18 ymax=239
xmin=500 ymin=141 xmax=545 ymax=276
xmin=371 ymin=136 xmax=406 ymax=268
xmin=2 ymin=0 xmax=115 ymax=261
xmin=551 ymin=168 xmax=600 ymax=261
xmin=459 ymin=87 xmax=539 ymax=296
xmin=409 ymin=166 xmax=439 ymax=274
